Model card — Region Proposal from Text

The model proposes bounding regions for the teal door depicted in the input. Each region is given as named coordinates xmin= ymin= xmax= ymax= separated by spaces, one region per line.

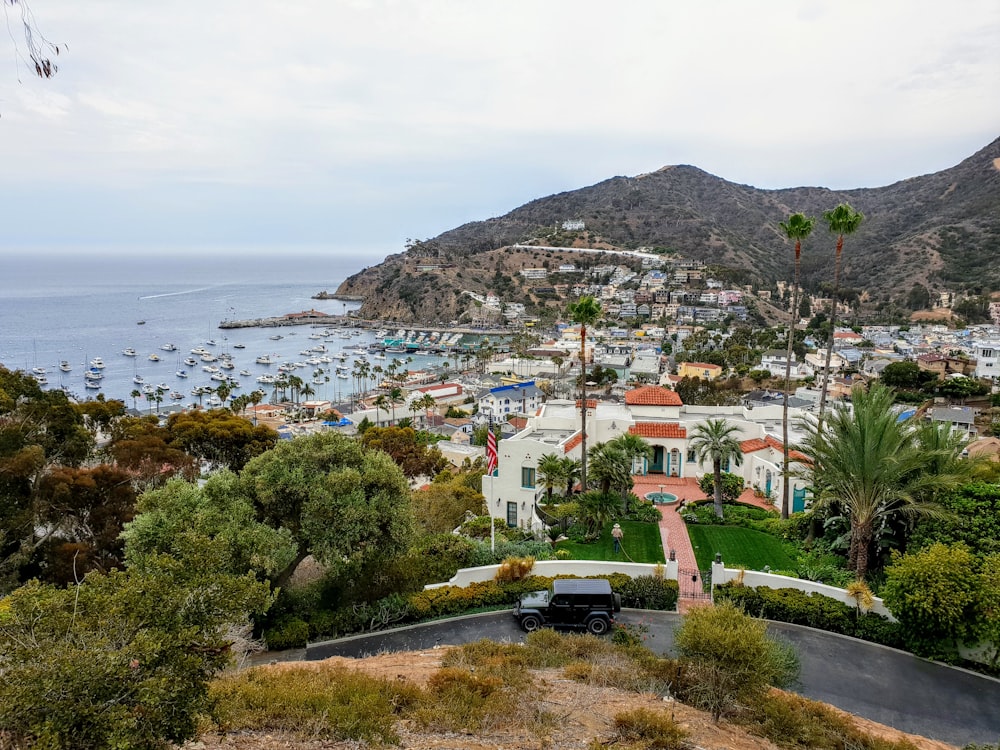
xmin=765 ymin=470 xmax=772 ymax=497
xmin=651 ymin=446 xmax=665 ymax=473
xmin=792 ymin=487 xmax=807 ymax=513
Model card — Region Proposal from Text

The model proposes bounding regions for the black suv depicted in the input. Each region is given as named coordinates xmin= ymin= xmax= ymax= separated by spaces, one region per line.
xmin=513 ymin=579 xmax=621 ymax=635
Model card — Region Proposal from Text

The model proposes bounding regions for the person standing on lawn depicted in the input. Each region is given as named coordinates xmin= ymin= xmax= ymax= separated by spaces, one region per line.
xmin=612 ymin=523 xmax=624 ymax=554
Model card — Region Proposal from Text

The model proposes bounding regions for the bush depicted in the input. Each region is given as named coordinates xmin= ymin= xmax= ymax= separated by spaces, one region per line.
xmin=264 ymin=618 xmax=310 ymax=650
xmin=612 ymin=707 xmax=688 ymax=749
xmin=619 ymin=575 xmax=679 ymax=611
xmin=495 ymin=556 xmax=536 ymax=582
xmin=715 ymin=583 xmax=903 ymax=648
xmin=625 ymin=499 xmax=663 ymax=524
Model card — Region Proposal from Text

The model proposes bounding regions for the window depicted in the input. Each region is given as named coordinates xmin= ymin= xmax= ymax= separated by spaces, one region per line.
xmin=687 ymin=449 xmax=696 ymax=463
xmin=722 ymin=458 xmax=730 ymax=472
xmin=506 ymin=501 xmax=518 ymax=527
xmin=983 ymin=348 xmax=994 ymax=358
xmin=521 ymin=467 xmax=536 ymax=488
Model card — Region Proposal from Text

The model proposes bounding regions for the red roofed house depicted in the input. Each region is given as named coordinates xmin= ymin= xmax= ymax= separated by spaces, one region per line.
xmin=629 ymin=421 xmax=688 ymax=476
xmin=740 ymin=435 xmax=810 ymax=512
xmin=624 ymin=385 xmax=682 ymax=421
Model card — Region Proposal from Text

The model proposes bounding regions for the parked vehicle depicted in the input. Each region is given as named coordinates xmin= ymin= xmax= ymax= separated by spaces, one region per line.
xmin=513 ymin=578 xmax=621 ymax=635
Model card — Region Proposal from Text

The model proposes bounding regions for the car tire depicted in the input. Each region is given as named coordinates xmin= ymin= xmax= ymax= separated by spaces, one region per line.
xmin=586 ymin=617 xmax=609 ymax=636
xmin=520 ymin=615 xmax=542 ymax=633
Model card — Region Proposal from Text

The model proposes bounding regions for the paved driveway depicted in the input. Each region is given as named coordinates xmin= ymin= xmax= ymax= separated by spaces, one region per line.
xmin=306 ymin=610 xmax=1000 ymax=747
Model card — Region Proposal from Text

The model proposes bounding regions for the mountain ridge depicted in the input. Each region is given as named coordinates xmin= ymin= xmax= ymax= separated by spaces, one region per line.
xmin=336 ymin=137 xmax=1000 ymax=323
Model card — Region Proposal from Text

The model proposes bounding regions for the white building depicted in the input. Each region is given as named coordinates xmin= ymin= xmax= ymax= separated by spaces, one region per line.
xmin=973 ymin=340 xmax=1000 ymax=381
xmin=484 ymin=385 xmax=812 ymax=530
xmin=759 ymin=350 xmax=813 ymax=379
xmin=478 ymin=381 xmax=544 ymax=419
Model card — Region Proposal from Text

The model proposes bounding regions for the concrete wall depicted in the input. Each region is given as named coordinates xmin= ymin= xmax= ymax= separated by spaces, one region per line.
xmin=425 ymin=559 xmax=680 ymax=589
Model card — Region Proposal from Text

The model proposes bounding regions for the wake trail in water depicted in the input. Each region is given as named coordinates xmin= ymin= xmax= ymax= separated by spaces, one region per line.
xmin=138 ymin=286 xmax=216 ymax=300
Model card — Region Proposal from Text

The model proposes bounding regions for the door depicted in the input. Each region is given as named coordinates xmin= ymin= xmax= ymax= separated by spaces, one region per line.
xmin=651 ymin=446 xmax=665 ymax=473
xmin=792 ymin=487 xmax=807 ymax=513
xmin=765 ymin=470 xmax=772 ymax=497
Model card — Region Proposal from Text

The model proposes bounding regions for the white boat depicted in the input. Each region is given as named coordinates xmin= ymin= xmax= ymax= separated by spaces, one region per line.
xmin=256 ymin=374 xmax=276 ymax=384
xmin=85 ymin=380 xmax=101 ymax=390
xmin=200 ymin=353 xmax=218 ymax=362
xmin=311 ymin=377 xmax=324 ymax=385
xmin=148 ymin=353 xmax=161 ymax=362
xmin=122 ymin=348 xmax=137 ymax=357
xmin=142 ymin=384 xmax=154 ymax=394
xmin=32 ymin=366 xmax=47 ymax=375
xmin=205 ymin=339 xmax=217 ymax=346
xmin=59 ymin=361 xmax=71 ymax=372
xmin=161 ymin=343 xmax=177 ymax=352
xmin=337 ymin=373 xmax=349 ymax=379
xmin=202 ymin=365 xmax=220 ymax=373
xmin=220 ymin=361 xmax=235 ymax=370
xmin=157 ymin=383 xmax=169 ymax=391
xmin=84 ymin=368 xmax=104 ymax=380
xmin=206 ymin=395 xmax=222 ymax=407
xmin=33 ymin=374 xmax=48 ymax=385
xmin=233 ymin=343 xmax=246 ymax=349
xmin=268 ymin=334 xmax=283 ymax=341
xmin=256 ymin=355 xmax=276 ymax=365
xmin=184 ymin=357 xmax=197 ymax=366
xmin=133 ymin=375 xmax=145 ymax=385
xmin=169 ymin=391 xmax=184 ymax=401
xmin=90 ymin=357 xmax=105 ymax=369
xmin=239 ymin=369 xmax=252 ymax=376
xmin=175 ymin=370 xmax=188 ymax=378
xmin=211 ymin=372 xmax=227 ymax=382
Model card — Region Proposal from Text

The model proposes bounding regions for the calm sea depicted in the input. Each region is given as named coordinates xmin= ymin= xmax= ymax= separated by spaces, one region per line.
xmin=0 ymin=249 xmax=447 ymax=409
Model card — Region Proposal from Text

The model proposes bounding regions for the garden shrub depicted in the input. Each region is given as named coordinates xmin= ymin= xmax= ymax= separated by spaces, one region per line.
xmin=625 ymin=499 xmax=663 ymax=523
xmin=495 ymin=556 xmax=536 ymax=582
xmin=619 ymin=575 xmax=679 ymax=611
xmin=715 ymin=583 xmax=902 ymax=648
xmin=264 ymin=618 xmax=310 ymax=650
xmin=612 ymin=707 xmax=688 ymax=749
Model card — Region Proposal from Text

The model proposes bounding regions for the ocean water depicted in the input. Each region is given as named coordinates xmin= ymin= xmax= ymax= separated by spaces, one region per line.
xmin=0 ymin=250 xmax=449 ymax=409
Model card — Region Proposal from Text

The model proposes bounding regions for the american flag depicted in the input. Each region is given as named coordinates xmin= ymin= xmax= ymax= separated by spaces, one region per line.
xmin=486 ymin=419 xmax=498 ymax=476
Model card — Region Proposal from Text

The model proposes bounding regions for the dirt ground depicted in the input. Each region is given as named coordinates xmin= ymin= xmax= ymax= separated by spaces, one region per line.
xmin=186 ymin=649 xmax=958 ymax=750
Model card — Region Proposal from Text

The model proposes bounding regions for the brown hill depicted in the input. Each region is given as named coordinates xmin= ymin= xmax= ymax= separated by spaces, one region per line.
xmin=194 ymin=650 xmax=957 ymax=750
xmin=336 ymin=137 xmax=1000 ymax=323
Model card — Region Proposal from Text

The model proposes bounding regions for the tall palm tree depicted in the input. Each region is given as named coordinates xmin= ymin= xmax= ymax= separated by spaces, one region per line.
xmin=388 ymin=386 xmax=405 ymax=425
xmin=248 ymin=388 xmax=263 ymax=425
xmin=799 ymin=382 xmax=959 ymax=580
xmin=536 ymin=452 xmax=566 ymax=505
xmin=129 ymin=388 xmax=141 ymax=411
xmin=610 ymin=432 xmax=653 ymax=475
xmin=689 ymin=418 xmax=744 ymax=519
xmin=567 ymin=295 xmax=602 ymax=491
xmin=778 ymin=212 xmax=814 ymax=519
xmin=372 ymin=393 xmax=390 ymax=427
xmin=818 ymin=203 xmax=864 ymax=422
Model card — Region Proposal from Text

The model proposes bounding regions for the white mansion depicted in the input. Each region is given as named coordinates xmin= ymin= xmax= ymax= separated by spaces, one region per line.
xmin=483 ymin=385 xmax=812 ymax=529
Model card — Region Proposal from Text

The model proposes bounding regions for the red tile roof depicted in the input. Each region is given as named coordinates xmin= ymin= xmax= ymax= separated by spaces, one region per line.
xmin=625 ymin=385 xmax=683 ymax=406
xmin=575 ymin=399 xmax=599 ymax=409
xmin=740 ymin=435 xmax=808 ymax=462
xmin=629 ymin=422 xmax=687 ymax=438
xmin=563 ymin=432 xmax=583 ymax=453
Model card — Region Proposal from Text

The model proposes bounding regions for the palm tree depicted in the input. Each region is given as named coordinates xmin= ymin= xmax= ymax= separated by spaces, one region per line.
xmin=216 ymin=382 xmax=232 ymax=409
xmin=248 ymin=389 xmax=263 ymax=425
xmin=576 ymin=489 xmax=621 ymax=537
xmin=587 ymin=441 xmax=632 ymax=498
xmin=372 ymin=393 xmax=390 ymax=427
xmin=689 ymin=418 xmax=744 ymax=519
xmin=817 ymin=203 xmax=864 ymax=422
xmin=388 ymin=386 xmax=405 ymax=425
xmin=567 ymin=295 xmax=602 ymax=491
xmin=559 ymin=456 xmax=581 ymax=497
xmin=799 ymin=382 xmax=960 ymax=580
xmin=778 ymin=212 xmax=814 ymax=519
xmin=417 ymin=393 xmax=436 ymax=426
xmin=129 ymin=388 xmax=141 ymax=411
xmin=609 ymin=432 xmax=653 ymax=475
xmin=537 ymin=452 xmax=566 ymax=505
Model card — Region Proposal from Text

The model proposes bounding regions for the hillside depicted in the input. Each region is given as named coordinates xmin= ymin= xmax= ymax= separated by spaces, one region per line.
xmin=193 ymin=650 xmax=956 ymax=750
xmin=335 ymin=137 xmax=1000 ymax=324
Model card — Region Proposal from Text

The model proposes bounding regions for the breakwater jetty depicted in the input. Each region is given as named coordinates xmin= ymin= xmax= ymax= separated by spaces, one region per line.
xmin=218 ymin=313 xmax=510 ymax=337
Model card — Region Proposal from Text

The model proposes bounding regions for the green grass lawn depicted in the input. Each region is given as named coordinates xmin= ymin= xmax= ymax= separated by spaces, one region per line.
xmin=686 ymin=525 xmax=796 ymax=571
xmin=556 ymin=520 xmax=665 ymax=564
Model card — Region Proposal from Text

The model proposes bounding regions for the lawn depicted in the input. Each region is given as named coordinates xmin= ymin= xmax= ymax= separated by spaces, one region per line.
xmin=686 ymin=525 xmax=796 ymax=571
xmin=556 ymin=520 xmax=665 ymax=564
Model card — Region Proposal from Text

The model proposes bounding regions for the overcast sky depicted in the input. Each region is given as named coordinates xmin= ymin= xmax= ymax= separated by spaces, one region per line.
xmin=1 ymin=0 xmax=998 ymax=260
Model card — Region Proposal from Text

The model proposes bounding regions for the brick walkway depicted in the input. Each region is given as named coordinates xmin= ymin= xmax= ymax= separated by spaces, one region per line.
xmin=631 ymin=475 xmax=778 ymax=611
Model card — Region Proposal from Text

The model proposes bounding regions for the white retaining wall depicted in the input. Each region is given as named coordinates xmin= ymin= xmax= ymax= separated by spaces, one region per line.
xmin=424 ymin=559 xmax=679 ymax=589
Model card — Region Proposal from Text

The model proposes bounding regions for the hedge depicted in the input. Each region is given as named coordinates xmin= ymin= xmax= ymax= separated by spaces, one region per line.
xmin=715 ymin=583 xmax=904 ymax=649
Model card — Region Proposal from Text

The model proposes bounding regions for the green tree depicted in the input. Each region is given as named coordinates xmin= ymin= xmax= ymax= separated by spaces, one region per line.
xmin=239 ymin=431 xmax=414 ymax=589
xmin=165 ymin=409 xmax=278 ymax=472
xmin=818 ymin=203 xmax=864 ymax=421
xmin=0 ymin=564 xmax=271 ymax=750
xmin=881 ymin=543 xmax=981 ymax=659
xmin=696 ymin=471 xmax=744 ymax=505
xmin=560 ymin=456 xmax=581 ymax=497
xmin=359 ymin=425 xmax=447 ymax=478
xmin=689 ymin=419 xmax=744 ymax=519
xmin=799 ymin=382 xmax=960 ymax=579
xmin=908 ymin=481 xmax=1000 ymax=558
xmin=576 ymin=489 xmax=621 ymax=536
xmin=779 ymin=212 xmax=814 ymax=519
xmin=536 ymin=452 xmax=566 ymax=504
xmin=674 ymin=600 xmax=798 ymax=722
xmin=587 ymin=441 xmax=632 ymax=498
xmin=567 ymin=295 xmax=602 ymax=490
xmin=880 ymin=361 xmax=932 ymax=391
xmin=122 ymin=473 xmax=297 ymax=580
xmin=411 ymin=475 xmax=485 ymax=534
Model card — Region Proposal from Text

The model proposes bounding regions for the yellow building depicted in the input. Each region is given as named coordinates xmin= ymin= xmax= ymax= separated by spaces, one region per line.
xmin=677 ymin=361 xmax=723 ymax=380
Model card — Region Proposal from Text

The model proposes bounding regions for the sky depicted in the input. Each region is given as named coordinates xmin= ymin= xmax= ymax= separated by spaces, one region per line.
xmin=1 ymin=0 xmax=998 ymax=262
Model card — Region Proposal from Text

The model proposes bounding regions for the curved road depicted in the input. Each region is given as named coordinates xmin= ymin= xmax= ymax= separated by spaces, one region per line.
xmin=305 ymin=610 xmax=1000 ymax=747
